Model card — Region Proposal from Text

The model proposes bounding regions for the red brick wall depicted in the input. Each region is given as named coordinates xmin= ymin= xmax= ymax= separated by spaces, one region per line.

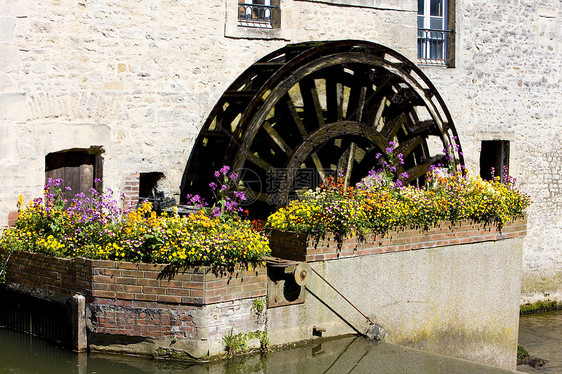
xmin=7 ymin=211 xmax=19 ymax=227
xmin=4 ymin=251 xmax=77 ymax=297
xmin=89 ymin=299 xmax=197 ymax=338
xmin=4 ymin=253 xmax=267 ymax=306
xmin=86 ymin=261 xmax=267 ymax=306
xmin=3 ymin=252 xmax=267 ymax=338
xmin=269 ymin=217 xmax=528 ymax=262
xmin=122 ymin=173 xmax=140 ymax=211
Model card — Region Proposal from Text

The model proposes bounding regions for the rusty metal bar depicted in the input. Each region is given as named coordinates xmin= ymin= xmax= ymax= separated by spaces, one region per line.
xmin=0 ymin=248 xmax=15 ymax=278
xmin=308 ymin=265 xmax=374 ymax=325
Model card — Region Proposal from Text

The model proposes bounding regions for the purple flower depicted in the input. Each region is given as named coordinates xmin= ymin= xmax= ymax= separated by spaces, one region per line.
xmin=386 ymin=147 xmax=393 ymax=154
xmin=388 ymin=141 xmax=396 ymax=147
xmin=399 ymin=172 xmax=409 ymax=180
xmin=397 ymin=153 xmax=404 ymax=165
xmin=233 ymin=191 xmax=247 ymax=201
xmin=224 ymin=198 xmax=237 ymax=212
xmin=65 ymin=186 xmax=72 ymax=191
xmin=214 ymin=171 xmax=220 ymax=178
xmin=209 ymin=182 xmax=217 ymax=190
xmin=186 ymin=194 xmax=207 ymax=208
xmin=375 ymin=153 xmax=382 ymax=159
xmin=220 ymin=184 xmax=228 ymax=191
xmin=389 ymin=166 xmax=397 ymax=173
xmin=220 ymin=165 xmax=230 ymax=175
xmin=229 ymin=172 xmax=238 ymax=181
xmin=211 ymin=207 xmax=221 ymax=217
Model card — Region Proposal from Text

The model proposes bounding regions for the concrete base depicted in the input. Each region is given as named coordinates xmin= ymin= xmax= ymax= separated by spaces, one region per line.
xmin=267 ymin=238 xmax=524 ymax=370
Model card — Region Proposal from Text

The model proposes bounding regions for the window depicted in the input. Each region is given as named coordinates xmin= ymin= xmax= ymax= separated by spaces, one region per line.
xmin=139 ymin=172 xmax=176 ymax=213
xmin=417 ymin=0 xmax=452 ymax=66
xmin=480 ymin=140 xmax=510 ymax=182
xmin=238 ymin=0 xmax=278 ymax=28
xmin=45 ymin=149 xmax=103 ymax=201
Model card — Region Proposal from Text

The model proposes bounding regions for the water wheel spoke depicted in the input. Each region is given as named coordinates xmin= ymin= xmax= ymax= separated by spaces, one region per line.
xmin=381 ymin=113 xmax=407 ymax=141
xmin=245 ymin=152 xmax=275 ymax=173
xmin=300 ymin=78 xmax=326 ymax=131
xmin=283 ymin=95 xmax=308 ymax=138
xmin=326 ymin=72 xmax=344 ymax=122
xmin=344 ymin=142 xmax=357 ymax=188
xmin=262 ymin=122 xmax=293 ymax=156
xmin=346 ymin=84 xmax=368 ymax=122
xmin=373 ymin=97 xmax=389 ymax=130
xmin=310 ymin=152 xmax=327 ymax=182
xmin=405 ymin=119 xmax=440 ymax=138
xmin=404 ymin=154 xmax=446 ymax=183
xmin=394 ymin=136 xmax=423 ymax=160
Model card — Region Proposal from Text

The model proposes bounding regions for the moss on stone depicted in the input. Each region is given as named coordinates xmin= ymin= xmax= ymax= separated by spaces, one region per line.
xmin=520 ymin=300 xmax=562 ymax=315
xmin=154 ymin=347 xmax=198 ymax=362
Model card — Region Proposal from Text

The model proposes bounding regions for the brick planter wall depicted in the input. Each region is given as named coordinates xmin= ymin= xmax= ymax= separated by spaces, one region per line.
xmin=4 ymin=253 xmax=267 ymax=307
xmin=1 ymin=253 xmax=267 ymax=357
xmin=269 ymin=217 xmax=527 ymax=262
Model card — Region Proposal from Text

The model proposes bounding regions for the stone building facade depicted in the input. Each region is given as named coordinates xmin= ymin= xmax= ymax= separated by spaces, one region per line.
xmin=0 ymin=0 xmax=560 ymax=301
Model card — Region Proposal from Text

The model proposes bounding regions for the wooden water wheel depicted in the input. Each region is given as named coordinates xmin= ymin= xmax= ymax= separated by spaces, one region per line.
xmin=181 ymin=40 xmax=464 ymax=217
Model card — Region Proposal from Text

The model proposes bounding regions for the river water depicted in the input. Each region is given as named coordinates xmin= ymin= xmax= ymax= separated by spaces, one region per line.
xmin=1 ymin=310 xmax=559 ymax=374
xmin=517 ymin=310 xmax=562 ymax=373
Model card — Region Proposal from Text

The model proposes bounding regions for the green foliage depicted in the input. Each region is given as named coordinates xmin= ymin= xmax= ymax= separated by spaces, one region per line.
xmin=259 ymin=331 xmax=270 ymax=352
xmin=223 ymin=328 xmax=248 ymax=356
xmin=223 ymin=328 xmax=269 ymax=356
xmin=252 ymin=298 xmax=265 ymax=316
xmin=517 ymin=345 xmax=530 ymax=364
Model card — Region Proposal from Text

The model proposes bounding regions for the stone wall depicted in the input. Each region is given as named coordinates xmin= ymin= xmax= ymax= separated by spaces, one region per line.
xmin=419 ymin=0 xmax=561 ymax=302
xmin=0 ymin=0 xmax=416 ymax=225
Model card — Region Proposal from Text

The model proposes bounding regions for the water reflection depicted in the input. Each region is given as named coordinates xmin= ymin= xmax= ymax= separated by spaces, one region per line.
xmin=517 ymin=310 xmax=562 ymax=373
xmin=0 ymin=327 xmax=523 ymax=374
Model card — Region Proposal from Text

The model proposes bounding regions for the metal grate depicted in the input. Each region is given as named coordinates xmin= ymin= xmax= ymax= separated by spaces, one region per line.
xmin=0 ymin=288 xmax=72 ymax=347
xmin=417 ymin=28 xmax=451 ymax=66
xmin=238 ymin=3 xmax=278 ymax=28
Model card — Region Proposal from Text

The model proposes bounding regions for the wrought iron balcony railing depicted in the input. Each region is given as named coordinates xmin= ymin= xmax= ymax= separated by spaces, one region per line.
xmin=238 ymin=3 xmax=278 ymax=28
xmin=417 ymin=28 xmax=451 ymax=66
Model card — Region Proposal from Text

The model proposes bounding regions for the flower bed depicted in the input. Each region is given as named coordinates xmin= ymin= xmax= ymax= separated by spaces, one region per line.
xmin=0 ymin=169 xmax=270 ymax=274
xmin=266 ymin=167 xmax=530 ymax=241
